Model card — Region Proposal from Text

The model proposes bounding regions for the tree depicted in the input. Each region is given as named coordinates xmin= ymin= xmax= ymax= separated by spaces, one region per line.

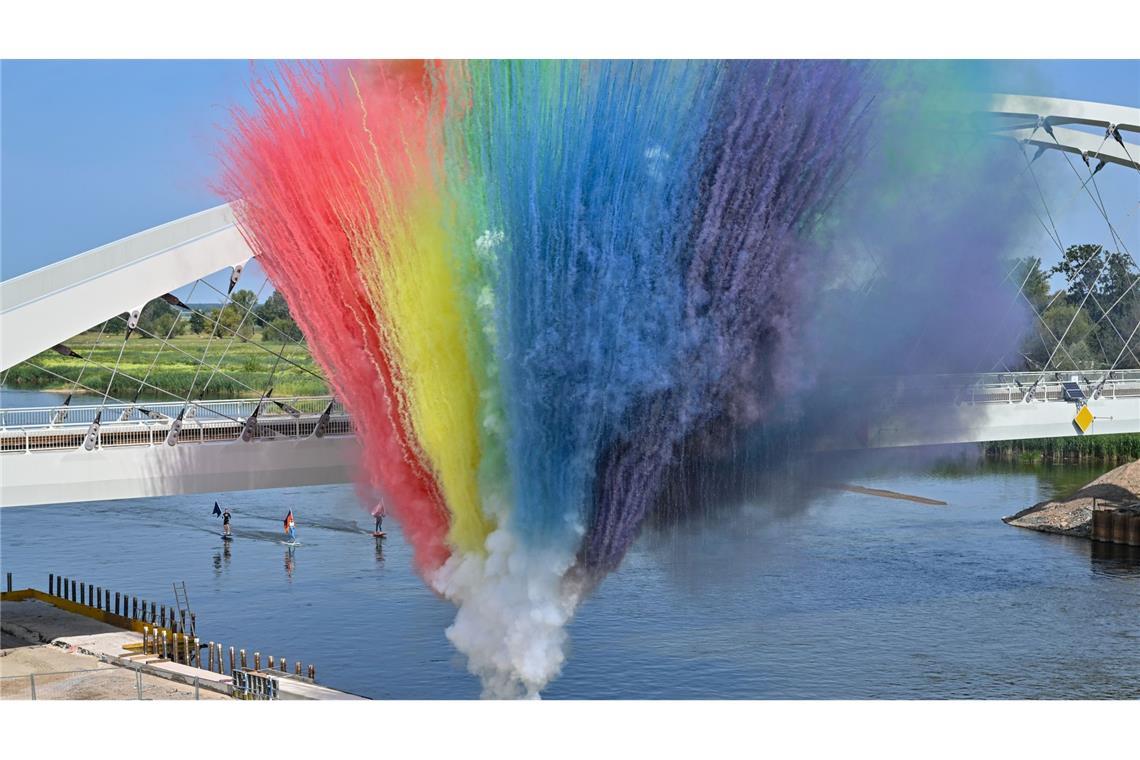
xmin=216 ymin=289 xmax=257 ymax=340
xmin=267 ymin=317 xmax=304 ymax=342
xmin=256 ymin=291 xmax=292 ymax=323
xmin=256 ymin=290 xmax=303 ymax=342
xmin=1009 ymin=257 xmax=1050 ymax=311
xmin=189 ymin=309 xmax=207 ymax=334
xmin=1023 ymin=301 xmax=1097 ymax=370
xmin=136 ymin=299 xmax=177 ymax=338
xmin=1049 ymin=244 xmax=1139 ymax=370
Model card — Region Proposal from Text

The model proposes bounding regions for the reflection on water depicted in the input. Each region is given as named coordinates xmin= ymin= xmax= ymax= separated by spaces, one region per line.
xmin=212 ymin=542 xmax=232 ymax=576
xmin=284 ymin=546 xmax=296 ymax=579
xmin=1090 ymin=541 xmax=1140 ymax=577
xmin=374 ymin=537 xmax=386 ymax=566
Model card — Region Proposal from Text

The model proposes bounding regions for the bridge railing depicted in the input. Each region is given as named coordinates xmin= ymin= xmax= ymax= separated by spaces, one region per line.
xmin=0 ymin=396 xmax=353 ymax=454
xmin=873 ymin=370 xmax=1140 ymax=406
xmin=0 ymin=396 xmax=346 ymax=429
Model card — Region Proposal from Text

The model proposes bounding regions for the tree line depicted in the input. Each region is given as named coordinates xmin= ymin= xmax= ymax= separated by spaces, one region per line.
xmin=1011 ymin=244 xmax=1139 ymax=371
xmin=91 ymin=290 xmax=303 ymax=343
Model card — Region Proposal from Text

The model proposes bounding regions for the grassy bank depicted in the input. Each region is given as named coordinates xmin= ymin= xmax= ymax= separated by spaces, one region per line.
xmin=984 ymin=433 xmax=1140 ymax=464
xmin=4 ymin=334 xmax=327 ymax=400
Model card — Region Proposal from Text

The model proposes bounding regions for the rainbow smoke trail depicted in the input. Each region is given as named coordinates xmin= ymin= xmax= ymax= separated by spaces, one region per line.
xmin=219 ymin=60 xmax=1027 ymax=697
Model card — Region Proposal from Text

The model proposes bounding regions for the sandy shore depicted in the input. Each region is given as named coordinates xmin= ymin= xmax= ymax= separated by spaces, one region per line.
xmin=1 ymin=599 xmax=225 ymax=700
xmin=1003 ymin=459 xmax=1140 ymax=537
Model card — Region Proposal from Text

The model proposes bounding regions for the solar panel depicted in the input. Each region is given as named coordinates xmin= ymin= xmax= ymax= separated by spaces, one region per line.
xmin=1062 ymin=381 xmax=1086 ymax=402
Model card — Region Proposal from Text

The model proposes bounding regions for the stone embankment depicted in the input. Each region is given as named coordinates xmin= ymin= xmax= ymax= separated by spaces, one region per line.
xmin=1003 ymin=459 xmax=1139 ymax=537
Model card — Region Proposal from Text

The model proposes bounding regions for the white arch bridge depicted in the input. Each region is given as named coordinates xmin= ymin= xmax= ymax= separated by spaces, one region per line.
xmin=1 ymin=94 xmax=1138 ymax=508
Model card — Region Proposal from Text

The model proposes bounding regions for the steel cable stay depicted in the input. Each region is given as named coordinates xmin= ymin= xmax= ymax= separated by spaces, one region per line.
xmin=195 ymin=275 xmax=272 ymax=401
xmin=23 ymin=343 xmax=247 ymax=427
xmin=127 ymin=281 xmax=201 ymax=405
xmin=1008 ymin=146 xmax=1140 ymax=379
xmin=176 ymin=278 xmax=325 ymax=384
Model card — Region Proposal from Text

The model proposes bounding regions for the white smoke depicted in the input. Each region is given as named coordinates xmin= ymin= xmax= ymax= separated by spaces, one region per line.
xmin=431 ymin=526 xmax=585 ymax=699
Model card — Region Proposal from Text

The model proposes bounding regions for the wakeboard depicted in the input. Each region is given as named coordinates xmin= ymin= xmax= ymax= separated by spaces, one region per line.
xmin=282 ymin=541 xmax=302 ymax=547
xmin=221 ymin=534 xmax=234 ymax=541
xmin=371 ymin=531 xmax=387 ymax=538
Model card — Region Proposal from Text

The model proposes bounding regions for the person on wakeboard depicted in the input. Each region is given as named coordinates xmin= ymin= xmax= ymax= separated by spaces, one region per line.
xmin=223 ymin=509 xmax=232 ymax=536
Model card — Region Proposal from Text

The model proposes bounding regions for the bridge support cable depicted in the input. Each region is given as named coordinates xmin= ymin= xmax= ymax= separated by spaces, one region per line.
xmin=192 ymin=277 xmax=325 ymax=384
xmin=1001 ymin=133 xmax=1140 ymax=391
xmin=127 ymin=281 xmax=201 ymax=406
xmin=180 ymin=267 xmax=242 ymax=410
xmin=195 ymin=275 xmax=272 ymax=402
xmin=63 ymin=317 xmax=110 ymax=400
xmin=23 ymin=338 xmax=247 ymax=427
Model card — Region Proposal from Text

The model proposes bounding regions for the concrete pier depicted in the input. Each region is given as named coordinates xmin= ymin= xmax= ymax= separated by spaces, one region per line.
xmin=1 ymin=588 xmax=365 ymax=700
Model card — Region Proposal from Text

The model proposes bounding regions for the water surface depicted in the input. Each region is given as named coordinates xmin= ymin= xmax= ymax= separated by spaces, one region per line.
xmin=2 ymin=450 xmax=1136 ymax=699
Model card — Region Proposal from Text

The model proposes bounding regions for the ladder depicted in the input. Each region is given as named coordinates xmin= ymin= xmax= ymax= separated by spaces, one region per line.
xmin=172 ymin=581 xmax=195 ymax=636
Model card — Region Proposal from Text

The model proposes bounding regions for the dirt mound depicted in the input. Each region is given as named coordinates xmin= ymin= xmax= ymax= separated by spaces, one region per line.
xmin=1004 ymin=459 xmax=1140 ymax=536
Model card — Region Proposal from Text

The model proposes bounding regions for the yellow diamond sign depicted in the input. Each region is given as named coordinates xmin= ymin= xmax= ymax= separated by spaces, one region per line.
xmin=1074 ymin=405 xmax=1094 ymax=433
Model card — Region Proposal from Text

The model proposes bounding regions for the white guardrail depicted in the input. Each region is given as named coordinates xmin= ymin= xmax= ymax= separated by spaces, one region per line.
xmin=0 ymin=396 xmax=353 ymax=454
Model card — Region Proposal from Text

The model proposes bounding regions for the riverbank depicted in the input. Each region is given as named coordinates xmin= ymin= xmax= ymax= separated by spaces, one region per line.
xmin=3 ymin=334 xmax=326 ymax=400
xmin=985 ymin=433 xmax=1140 ymax=464
xmin=1003 ymin=458 xmax=1140 ymax=537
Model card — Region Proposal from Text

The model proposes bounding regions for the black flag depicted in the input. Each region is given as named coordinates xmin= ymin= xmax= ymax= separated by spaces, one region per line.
xmin=212 ymin=502 xmax=222 ymax=517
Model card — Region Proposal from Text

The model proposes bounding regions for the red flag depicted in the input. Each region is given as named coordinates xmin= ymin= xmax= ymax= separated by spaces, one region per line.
xmin=284 ymin=511 xmax=295 ymax=533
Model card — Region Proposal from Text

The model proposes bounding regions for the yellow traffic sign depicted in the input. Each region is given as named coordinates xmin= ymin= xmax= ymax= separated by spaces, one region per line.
xmin=1074 ymin=405 xmax=1094 ymax=433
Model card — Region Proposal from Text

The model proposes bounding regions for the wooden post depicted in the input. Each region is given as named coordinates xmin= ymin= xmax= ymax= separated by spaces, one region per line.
xmin=5 ymin=572 xmax=10 ymax=592
xmin=88 ymin=584 xmax=94 ymax=606
xmin=267 ymin=655 xmax=275 ymax=670
xmin=96 ymin=587 xmax=102 ymax=610
xmin=254 ymin=652 xmax=261 ymax=671
xmin=70 ymin=579 xmax=76 ymax=601
xmin=208 ymin=642 xmax=215 ymax=671
xmin=308 ymin=664 xmax=315 ymax=681
xmin=190 ymin=612 xmax=196 ymax=637
xmin=160 ymin=606 xmax=166 ymax=628
xmin=279 ymin=657 xmax=286 ymax=673
xmin=240 ymin=649 xmax=247 ymax=670
xmin=180 ymin=610 xmax=186 ymax=633
xmin=150 ymin=601 xmax=156 ymax=623
xmin=80 ymin=583 xmax=86 ymax=605
xmin=295 ymin=661 xmax=302 ymax=676
xmin=218 ymin=644 xmax=224 ymax=674
xmin=229 ymin=646 xmax=236 ymax=674
xmin=132 ymin=597 xmax=138 ymax=619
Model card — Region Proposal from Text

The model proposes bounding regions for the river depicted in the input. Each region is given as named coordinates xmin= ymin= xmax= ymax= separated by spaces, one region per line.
xmin=1 ymin=387 xmax=1138 ymax=698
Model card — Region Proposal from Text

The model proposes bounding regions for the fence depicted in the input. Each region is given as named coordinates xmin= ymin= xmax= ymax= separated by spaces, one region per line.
xmin=0 ymin=667 xmax=210 ymax=700
xmin=3 ymin=574 xmax=320 ymax=690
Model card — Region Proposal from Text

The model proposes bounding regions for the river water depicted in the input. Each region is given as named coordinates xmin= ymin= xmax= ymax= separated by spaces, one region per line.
xmin=1 ymin=388 xmax=1138 ymax=699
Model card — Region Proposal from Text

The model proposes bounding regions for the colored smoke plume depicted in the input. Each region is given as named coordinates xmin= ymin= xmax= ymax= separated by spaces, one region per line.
xmin=219 ymin=60 xmax=1034 ymax=696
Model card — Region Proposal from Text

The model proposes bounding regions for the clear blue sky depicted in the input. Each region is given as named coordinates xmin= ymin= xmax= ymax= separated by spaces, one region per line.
xmin=2 ymin=59 xmax=1138 ymax=284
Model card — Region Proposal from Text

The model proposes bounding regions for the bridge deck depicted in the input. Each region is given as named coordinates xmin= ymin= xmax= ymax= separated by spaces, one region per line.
xmin=1 ymin=374 xmax=1138 ymax=507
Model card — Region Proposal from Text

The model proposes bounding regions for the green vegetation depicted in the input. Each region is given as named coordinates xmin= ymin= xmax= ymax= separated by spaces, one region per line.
xmin=1012 ymin=244 xmax=1139 ymax=370
xmin=984 ymin=433 xmax=1140 ymax=464
xmin=4 ymin=290 xmax=325 ymax=400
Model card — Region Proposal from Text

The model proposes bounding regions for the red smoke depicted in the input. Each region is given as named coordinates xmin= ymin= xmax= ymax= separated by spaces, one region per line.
xmin=218 ymin=62 xmax=451 ymax=573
